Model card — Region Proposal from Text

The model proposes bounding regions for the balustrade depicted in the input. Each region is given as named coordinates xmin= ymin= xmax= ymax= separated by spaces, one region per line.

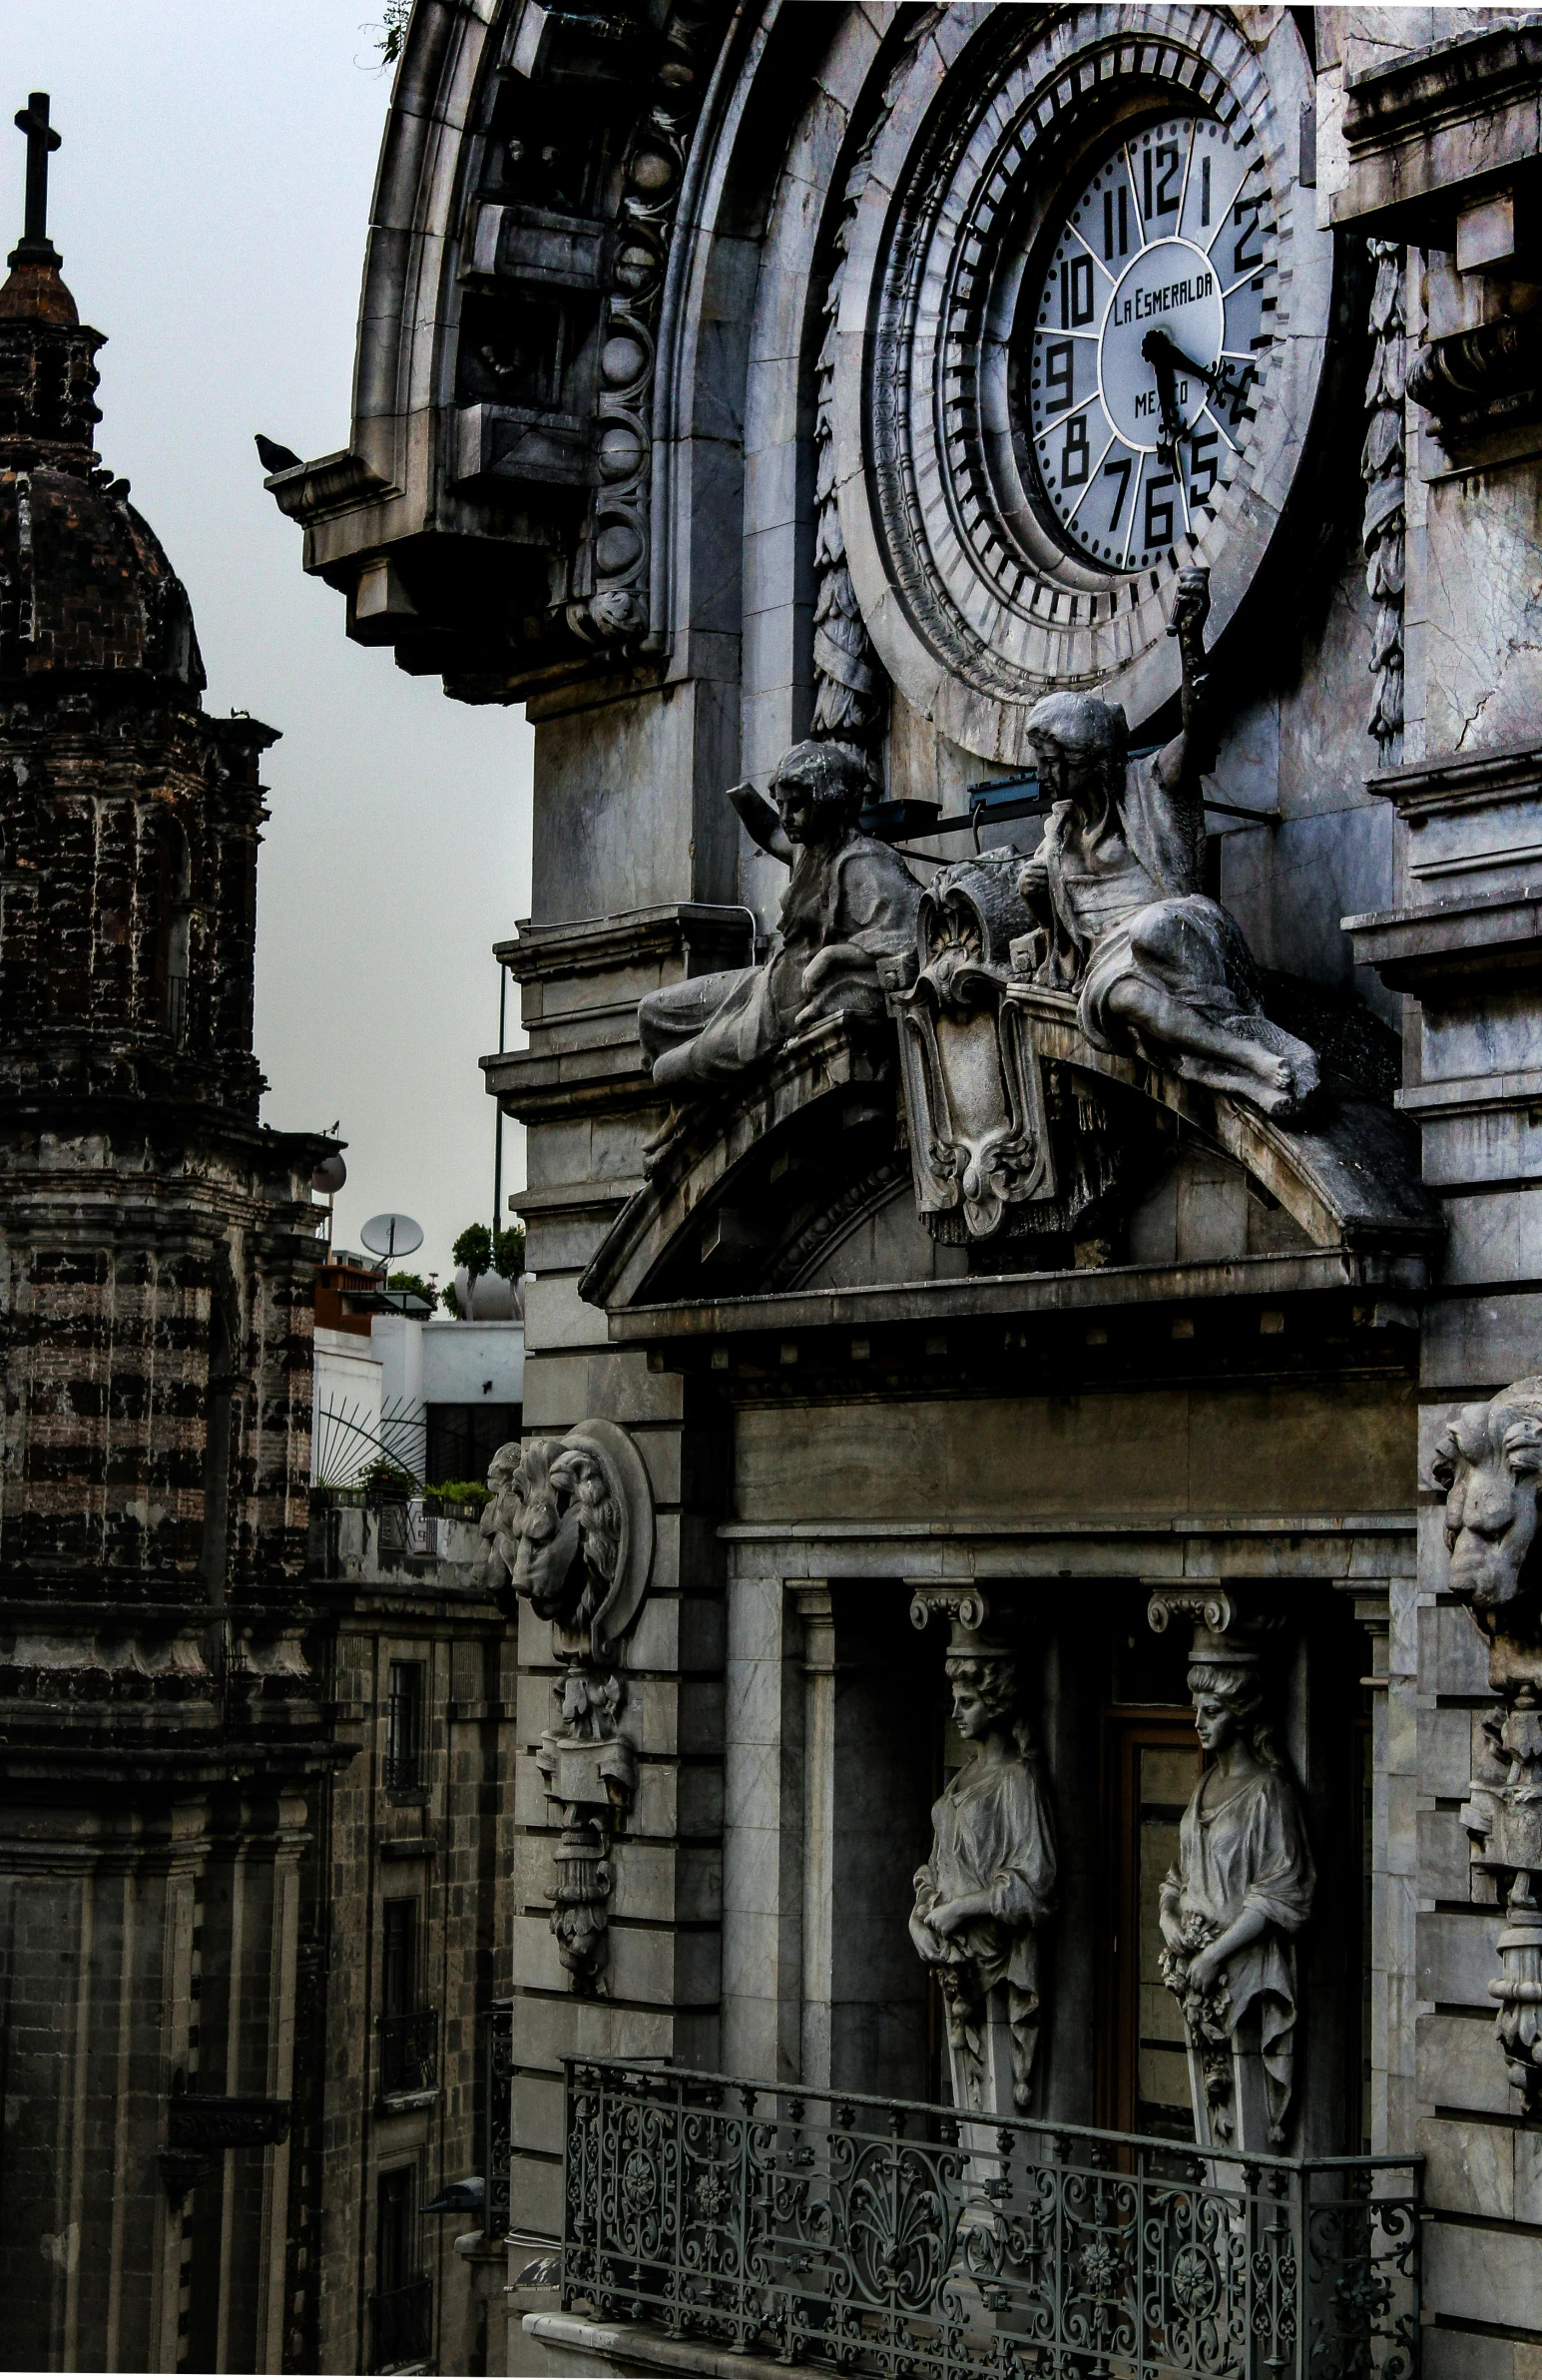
xmin=560 ymin=2059 xmax=1420 ymax=2380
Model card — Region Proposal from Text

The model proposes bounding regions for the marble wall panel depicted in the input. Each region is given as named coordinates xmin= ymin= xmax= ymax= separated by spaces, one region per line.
xmin=733 ymin=1384 xmax=1416 ymax=1525
xmin=1421 ymin=1293 xmax=1542 ymax=1392
xmin=1423 ymin=469 xmax=1542 ymax=759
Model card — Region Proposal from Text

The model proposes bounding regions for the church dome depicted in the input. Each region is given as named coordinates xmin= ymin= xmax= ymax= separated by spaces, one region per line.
xmin=0 ymin=150 xmax=204 ymax=703
xmin=0 ymin=462 xmax=205 ymax=697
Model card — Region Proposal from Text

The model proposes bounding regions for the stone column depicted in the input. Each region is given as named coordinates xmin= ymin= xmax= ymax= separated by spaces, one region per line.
xmin=793 ymin=1584 xmax=836 ymax=2088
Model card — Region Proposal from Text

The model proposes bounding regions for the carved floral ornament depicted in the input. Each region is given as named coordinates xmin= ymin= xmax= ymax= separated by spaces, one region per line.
xmin=826 ymin=5 xmax=1330 ymax=756
xmin=1433 ymin=1381 xmax=1542 ymax=2113
xmin=477 ymin=1420 xmax=655 ymax=1994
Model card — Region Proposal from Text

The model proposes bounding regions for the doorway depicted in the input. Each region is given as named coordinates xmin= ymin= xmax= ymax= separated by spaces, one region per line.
xmin=1101 ymin=1716 xmax=1201 ymax=2138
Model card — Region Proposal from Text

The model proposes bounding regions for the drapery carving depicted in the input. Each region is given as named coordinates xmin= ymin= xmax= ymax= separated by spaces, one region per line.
xmin=637 ymin=742 xmax=918 ymax=1137
xmin=478 ymin=1419 xmax=654 ymax=1993
xmin=909 ymin=1594 xmax=1057 ymax=2116
xmin=1435 ymin=1379 xmax=1542 ymax=2112
xmin=1015 ymin=571 xmax=1319 ymax=1122
xmin=1149 ymin=1592 xmax=1314 ymax=2151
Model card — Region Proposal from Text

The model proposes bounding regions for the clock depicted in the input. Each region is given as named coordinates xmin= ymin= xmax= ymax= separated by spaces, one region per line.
xmin=1024 ymin=115 xmax=1273 ymax=576
xmin=829 ymin=7 xmax=1330 ymax=752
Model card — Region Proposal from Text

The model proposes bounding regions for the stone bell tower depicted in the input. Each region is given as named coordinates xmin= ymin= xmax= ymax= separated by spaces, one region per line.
xmin=0 ymin=95 xmax=339 ymax=2373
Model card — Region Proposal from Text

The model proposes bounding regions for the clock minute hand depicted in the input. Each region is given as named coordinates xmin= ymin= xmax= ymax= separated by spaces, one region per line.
xmin=1140 ymin=328 xmax=1187 ymax=476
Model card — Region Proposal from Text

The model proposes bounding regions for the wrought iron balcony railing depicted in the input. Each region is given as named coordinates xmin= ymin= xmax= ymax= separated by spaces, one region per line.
xmin=378 ymin=2009 xmax=437 ymax=2100
xmin=368 ymin=2273 xmax=431 ymax=2373
xmin=561 ymin=2058 xmax=1421 ymax=2380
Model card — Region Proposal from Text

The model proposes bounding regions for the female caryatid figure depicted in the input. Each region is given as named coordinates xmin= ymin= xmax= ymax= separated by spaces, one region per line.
xmin=1160 ymin=1646 xmax=1315 ymax=2150
xmin=909 ymin=1641 xmax=1057 ymax=2116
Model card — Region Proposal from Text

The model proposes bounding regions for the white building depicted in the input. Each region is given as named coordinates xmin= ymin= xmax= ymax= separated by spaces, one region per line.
xmin=310 ymin=1312 xmax=525 ymax=1488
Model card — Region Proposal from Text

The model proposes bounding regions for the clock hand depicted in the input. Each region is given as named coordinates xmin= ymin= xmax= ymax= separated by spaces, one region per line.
xmin=1140 ymin=328 xmax=1186 ymax=477
xmin=1143 ymin=326 xmax=1252 ymax=416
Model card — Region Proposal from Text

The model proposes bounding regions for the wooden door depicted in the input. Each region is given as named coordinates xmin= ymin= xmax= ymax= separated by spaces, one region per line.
xmin=1101 ymin=1717 xmax=1202 ymax=2139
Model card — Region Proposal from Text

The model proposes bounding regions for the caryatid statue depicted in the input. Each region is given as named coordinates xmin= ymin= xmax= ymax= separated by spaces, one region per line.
xmin=1015 ymin=569 xmax=1319 ymax=1122
xmin=1159 ymin=1630 xmax=1315 ymax=2150
xmin=909 ymin=1627 xmax=1057 ymax=2116
xmin=637 ymin=740 xmax=920 ymax=1106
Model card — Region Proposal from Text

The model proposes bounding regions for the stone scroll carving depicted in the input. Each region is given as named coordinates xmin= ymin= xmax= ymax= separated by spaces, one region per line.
xmin=908 ymin=1590 xmax=1057 ymax=2116
xmin=884 ymin=853 xmax=1126 ymax=1247
xmin=1435 ymin=1379 xmax=1542 ymax=2114
xmin=636 ymin=742 xmax=919 ymax=1145
xmin=477 ymin=1420 xmax=654 ymax=1995
xmin=1149 ymin=1591 xmax=1315 ymax=2152
xmin=1016 ymin=570 xmax=1319 ymax=1123
xmin=888 ymin=854 xmax=1056 ymax=1241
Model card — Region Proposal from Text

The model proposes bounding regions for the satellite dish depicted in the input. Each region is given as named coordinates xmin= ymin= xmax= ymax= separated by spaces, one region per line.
xmin=311 ymin=1153 xmax=346 ymax=1194
xmin=361 ymin=1212 xmax=424 ymax=1262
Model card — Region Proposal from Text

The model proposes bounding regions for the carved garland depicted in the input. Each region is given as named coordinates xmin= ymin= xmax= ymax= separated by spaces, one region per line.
xmin=807 ymin=17 xmax=939 ymax=770
xmin=566 ymin=3 xmax=725 ymax=649
xmin=1362 ymin=240 xmax=1406 ymax=760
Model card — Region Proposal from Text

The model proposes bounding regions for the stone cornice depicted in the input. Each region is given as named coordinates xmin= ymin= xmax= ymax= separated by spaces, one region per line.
xmin=605 ymin=1244 xmax=1427 ymax=1350
xmin=1362 ymin=738 xmax=1542 ymax=821
xmin=496 ymin=902 xmax=756 ymax=985
xmin=1333 ymin=23 xmax=1542 ymax=234
xmin=1343 ymin=886 xmax=1542 ymax=993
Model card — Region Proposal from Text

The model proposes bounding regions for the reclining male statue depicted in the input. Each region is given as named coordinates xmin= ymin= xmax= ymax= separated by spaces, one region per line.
xmin=1015 ymin=570 xmax=1318 ymax=1122
xmin=637 ymin=738 xmax=920 ymax=1101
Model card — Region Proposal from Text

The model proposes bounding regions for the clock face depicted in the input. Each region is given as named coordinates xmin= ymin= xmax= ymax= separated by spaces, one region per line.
xmin=1021 ymin=116 xmax=1274 ymax=574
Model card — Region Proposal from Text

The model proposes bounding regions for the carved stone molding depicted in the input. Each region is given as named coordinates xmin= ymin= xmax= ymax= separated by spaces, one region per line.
xmin=1434 ymin=1379 xmax=1542 ymax=2114
xmin=1363 ymin=242 xmax=1405 ymax=760
xmin=477 ymin=1418 xmax=655 ymax=1994
xmin=888 ymin=858 xmax=1057 ymax=1244
xmin=908 ymin=1583 xmax=992 ymax=1640
xmin=830 ymin=7 xmax=1329 ymax=756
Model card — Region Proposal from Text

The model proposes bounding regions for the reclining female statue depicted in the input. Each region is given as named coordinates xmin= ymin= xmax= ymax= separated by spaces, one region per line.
xmin=1015 ymin=571 xmax=1318 ymax=1121
xmin=637 ymin=739 xmax=920 ymax=1095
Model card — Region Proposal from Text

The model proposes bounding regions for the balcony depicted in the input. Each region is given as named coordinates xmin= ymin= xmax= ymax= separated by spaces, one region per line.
xmin=378 ymin=2010 xmax=437 ymax=2102
xmin=368 ymin=2274 xmax=431 ymax=2373
xmin=555 ymin=2059 xmax=1421 ymax=2380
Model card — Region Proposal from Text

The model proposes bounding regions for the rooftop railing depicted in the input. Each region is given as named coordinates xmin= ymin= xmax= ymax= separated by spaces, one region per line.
xmin=560 ymin=2058 xmax=1420 ymax=2380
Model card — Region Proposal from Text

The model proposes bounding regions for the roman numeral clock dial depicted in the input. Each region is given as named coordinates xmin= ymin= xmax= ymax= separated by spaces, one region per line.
xmin=1024 ymin=118 xmax=1273 ymax=571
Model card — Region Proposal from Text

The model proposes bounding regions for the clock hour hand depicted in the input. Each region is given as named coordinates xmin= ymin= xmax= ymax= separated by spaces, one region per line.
xmin=1143 ymin=326 xmax=1251 ymax=421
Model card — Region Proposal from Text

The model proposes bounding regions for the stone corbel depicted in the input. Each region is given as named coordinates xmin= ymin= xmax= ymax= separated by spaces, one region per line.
xmin=477 ymin=1420 xmax=655 ymax=1995
xmin=1433 ymin=1380 xmax=1542 ymax=2114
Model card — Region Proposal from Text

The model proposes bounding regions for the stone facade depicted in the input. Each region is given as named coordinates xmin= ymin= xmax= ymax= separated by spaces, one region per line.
xmin=277 ymin=7 xmax=1542 ymax=2376
xmin=0 ymin=145 xmax=333 ymax=2373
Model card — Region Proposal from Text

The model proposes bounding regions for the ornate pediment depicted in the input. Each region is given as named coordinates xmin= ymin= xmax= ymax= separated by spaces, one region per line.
xmin=579 ymin=1013 xmax=911 ymax=1313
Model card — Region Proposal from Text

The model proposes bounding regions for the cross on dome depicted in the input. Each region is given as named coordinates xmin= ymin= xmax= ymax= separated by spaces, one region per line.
xmin=13 ymin=91 xmax=61 ymax=264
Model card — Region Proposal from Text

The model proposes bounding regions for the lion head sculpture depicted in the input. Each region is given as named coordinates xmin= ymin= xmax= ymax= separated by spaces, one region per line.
xmin=475 ymin=1419 xmax=654 ymax=1660
xmin=1432 ymin=1378 xmax=1542 ymax=1641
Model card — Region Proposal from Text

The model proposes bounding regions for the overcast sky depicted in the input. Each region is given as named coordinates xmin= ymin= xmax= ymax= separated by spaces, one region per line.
xmin=7 ymin=1 xmax=535 ymax=1284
